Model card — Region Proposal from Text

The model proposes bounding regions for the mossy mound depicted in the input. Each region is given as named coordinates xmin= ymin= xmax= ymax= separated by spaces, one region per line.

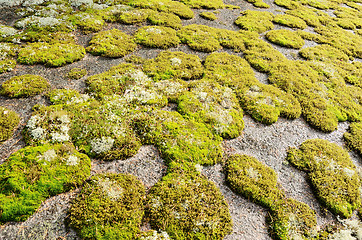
xmin=67 ymin=68 xmax=87 ymax=80
xmin=0 ymin=143 xmax=91 ymax=223
xmin=287 ymin=139 xmax=361 ymax=218
xmin=145 ymin=172 xmax=232 ymax=239
xmin=299 ymin=44 xmax=350 ymax=62
xmin=216 ymin=29 xmax=260 ymax=53
xmin=134 ymin=26 xmax=180 ymax=49
xmin=18 ymin=42 xmax=85 ymax=67
xmin=234 ymin=10 xmax=274 ymax=33
xmin=177 ymin=24 xmax=220 ymax=52
xmin=177 ymin=79 xmax=244 ymax=139
xmin=265 ymin=29 xmax=305 ymax=49
xmin=69 ymin=173 xmax=145 ymax=240
xmin=286 ymin=7 xmax=332 ymax=27
xmin=118 ymin=9 xmax=150 ymax=24
xmin=225 ymin=154 xmax=317 ymax=239
xmin=0 ymin=107 xmax=20 ymax=144
xmin=14 ymin=16 xmax=74 ymax=33
xmin=142 ymin=51 xmax=204 ymax=81
xmin=69 ymin=12 xmax=105 ymax=33
xmin=177 ymin=0 xmax=225 ymax=9
xmin=86 ymin=29 xmax=137 ymax=58
xmin=200 ymin=12 xmax=217 ymax=20
xmin=0 ymin=24 xmax=21 ymax=42
xmin=272 ymin=14 xmax=307 ymax=29
xmin=0 ymin=43 xmax=18 ymax=73
xmin=0 ymin=59 xmax=16 ymax=74
xmin=0 ymin=74 xmax=49 ymax=98
xmin=344 ymin=122 xmax=362 ymax=156
xmin=147 ymin=11 xmax=182 ymax=29
xmin=274 ymin=0 xmax=301 ymax=10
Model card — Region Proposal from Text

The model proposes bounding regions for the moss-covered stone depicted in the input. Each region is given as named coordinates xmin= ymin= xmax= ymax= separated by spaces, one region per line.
xmin=86 ymin=29 xmax=137 ymax=58
xmin=177 ymin=79 xmax=244 ymax=139
xmin=234 ymin=10 xmax=274 ymax=33
xmin=69 ymin=173 xmax=145 ymax=240
xmin=265 ymin=29 xmax=305 ymax=49
xmin=344 ymin=122 xmax=362 ymax=156
xmin=177 ymin=24 xmax=220 ymax=52
xmin=299 ymin=44 xmax=349 ymax=62
xmin=66 ymin=67 xmax=87 ymax=80
xmin=147 ymin=11 xmax=182 ymax=29
xmin=18 ymin=42 xmax=85 ymax=67
xmin=0 ymin=143 xmax=91 ymax=223
xmin=134 ymin=26 xmax=180 ymax=49
xmin=199 ymin=12 xmax=217 ymax=20
xmin=287 ymin=139 xmax=361 ymax=218
xmin=142 ymin=51 xmax=204 ymax=81
xmin=0 ymin=107 xmax=19 ymax=144
xmin=145 ymin=172 xmax=232 ymax=239
xmin=273 ymin=14 xmax=307 ymax=29
xmin=0 ymin=74 xmax=49 ymax=98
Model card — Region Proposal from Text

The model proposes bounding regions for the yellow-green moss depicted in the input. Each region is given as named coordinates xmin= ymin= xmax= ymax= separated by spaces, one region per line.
xmin=66 ymin=68 xmax=87 ymax=80
xmin=287 ymin=139 xmax=361 ymax=218
xmin=0 ymin=143 xmax=91 ymax=223
xmin=145 ymin=172 xmax=232 ymax=239
xmin=142 ymin=51 xmax=204 ymax=80
xmin=86 ymin=29 xmax=137 ymax=58
xmin=69 ymin=173 xmax=145 ymax=240
xmin=0 ymin=107 xmax=19 ymax=144
xmin=234 ymin=10 xmax=274 ymax=33
xmin=286 ymin=7 xmax=332 ymax=27
xmin=0 ymin=74 xmax=49 ymax=98
xmin=266 ymin=29 xmax=305 ymax=49
xmin=299 ymin=44 xmax=349 ymax=62
xmin=118 ymin=9 xmax=150 ymax=24
xmin=344 ymin=122 xmax=362 ymax=156
xmin=147 ymin=11 xmax=182 ymax=29
xmin=273 ymin=14 xmax=308 ymax=29
xmin=18 ymin=42 xmax=85 ymax=67
xmin=177 ymin=24 xmax=220 ymax=52
xmin=177 ymin=0 xmax=225 ymax=9
xmin=134 ymin=26 xmax=180 ymax=49
xmin=0 ymin=43 xmax=18 ymax=73
xmin=0 ymin=60 xmax=16 ymax=74
xmin=199 ymin=12 xmax=217 ymax=20
xmin=274 ymin=0 xmax=301 ymax=10
xmin=217 ymin=29 xmax=260 ymax=53
xmin=69 ymin=12 xmax=105 ymax=33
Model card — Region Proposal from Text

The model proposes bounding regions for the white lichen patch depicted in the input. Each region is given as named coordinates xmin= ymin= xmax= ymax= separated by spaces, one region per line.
xmin=97 ymin=177 xmax=123 ymax=201
xmin=170 ymin=57 xmax=182 ymax=66
xmin=145 ymin=27 xmax=162 ymax=34
xmin=0 ymin=24 xmax=19 ymax=38
xmin=155 ymin=80 xmax=187 ymax=96
xmin=343 ymin=168 xmax=356 ymax=178
xmin=90 ymin=137 xmax=115 ymax=154
xmin=246 ymin=167 xmax=261 ymax=180
xmin=38 ymin=149 xmax=57 ymax=163
xmin=140 ymin=230 xmax=171 ymax=240
xmin=65 ymin=155 xmax=79 ymax=166
xmin=70 ymin=0 xmax=93 ymax=8
xmin=195 ymin=164 xmax=203 ymax=173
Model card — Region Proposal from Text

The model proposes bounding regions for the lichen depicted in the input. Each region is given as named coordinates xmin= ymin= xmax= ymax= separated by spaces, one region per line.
xmin=0 ymin=74 xmax=49 ymax=98
xmin=0 ymin=107 xmax=20 ymax=144
xmin=134 ymin=26 xmax=180 ymax=49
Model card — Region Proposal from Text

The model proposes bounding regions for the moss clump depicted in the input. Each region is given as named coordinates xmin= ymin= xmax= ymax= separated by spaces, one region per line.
xmin=66 ymin=68 xmax=87 ymax=80
xmin=225 ymin=154 xmax=317 ymax=239
xmin=142 ymin=51 xmax=204 ymax=81
xmin=273 ymin=14 xmax=307 ymax=29
xmin=0 ymin=43 xmax=18 ymax=73
xmin=177 ymin=24 xmax=220 ymax=52
xmin=69 ymin=173 xmax=145 ymax=240
xmin=147 ymin=11 xmax=182 ymax=29
xmin=145 ymin=172 xmax=232 ymax=239
xmin=344 ymin=122 xmax=362 ymax=156
xmin=18 ymin=42 xmax=85 ymax=67
xmin=286 ymin=7 xmax=332 ymax=27
xmin=0 ymin=143 xmax=91 ymax=223
xmin=1 ymin=74 xmax=49 ymax=98
xmin=134 ymin=26 xmax=180 ymax=49
xmin=299 ymin=44 xmax=349 ymax=62
xmin=265 ymin=29 xmax=305 ymax=49
xmin=118 ymin=9 xmax=150 ymax=24
xmin=0 ymin=107 xmax=19 ymax=144
xmin=217 ymin=29 xmax=260 ymax=53
xmin=177 ymin=0 xmax=225 ymax=9
xmin=0 ymin=59 xmax=16 ymax=74
xmin=200 ymin=12 xmax=217 ymax=20
xmin=274 ymin=0 xmax=301 ymax=10
xmin=14 ymin=16 xmax=74 ymax=33
xmin=234 ymin=10 xmax=274 ymax=33
xmin=287 ymin=139 xmax=361 ymax=218
xmin=177 ymin=80 xmax=244 ymax=139
xmin=69 ymin=12 xmax=105 ymax=33
xmin=86 ymin=29 xmax=137 ymax=58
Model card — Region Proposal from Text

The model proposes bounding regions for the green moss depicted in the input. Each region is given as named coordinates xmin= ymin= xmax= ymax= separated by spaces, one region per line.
xmin=17 ymin=42 xmax=85 ymax=67
xmin=199 ymin=12 xmax=217 ymax=20
xmin=0 ymin=74 xmax=49 ymax=98
xmin=47 ymin=88 xmax=84 ymax=105
xmin=142 ymin=51 xmax=204 ymax=80
xmin=134 ymin=26 xmax=180 ymax=49
xmin=66 ymin=68 xmax=87 ymax=80
xmin=99 ymin=5 xmax=134 ymax=22
xmin=154 ymin=79 xmax=188 ymax=102
xmin=69 ymin=12 xmax=105 ymax=33
xmin=145 ymin=172 xmax=232 ymax=239
xmin=20 ymin=31 xmax=76 ymax=44
xmin=336 ymin=18 xmax=356 ymax=30
xmin=217 ymin=29 xmax=260 ymax=53
xmin=177 ymin=79 xmax=244 ymax=139
xmin=147 ymin=11 xmax=182 ymax=29
xmin=286 ymin=7 xmax=332 ymax=27
xmin=177 ymin=24 xmax=220 ymax=52
xmin=0 ymin=107 xmax=19 ymax=144
xmin=0 ymin=59 xmax=16 ymax=74
xmin=299 ymin=44 xmax=349 ymax=62
xmin=266 ymin=29 xmax=305 ymax=49
xmin=332 ymin=61 xmax=362 ymax=88
xmin=86 ymin=29 xmax=137 ymax=58
xmin=344 ymin=122 xmax=362 ymax=156
xmin=69 ymin=173 xmax=145 ymax=240
xmin=274 ymin=0 xmax=301 ymax=10
xmin=273 ymin=14 xmax=308 ymax=29
xmin=234 ymin=10 xmax=274 ymax=33
xmin=0 ymin=143 xmax=91 ymax=223
xmin=125 ymin=54 xmax=146 ymax=65
xmin=118 ymin=9 xmax=150 ymax=24
xmin=287 ymin=139 xmax=361 ymax=218
xmin=177 ymin=0 xmax=225 ymax=9
xmin=14 ymin=16 xmax=74 ymax=33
